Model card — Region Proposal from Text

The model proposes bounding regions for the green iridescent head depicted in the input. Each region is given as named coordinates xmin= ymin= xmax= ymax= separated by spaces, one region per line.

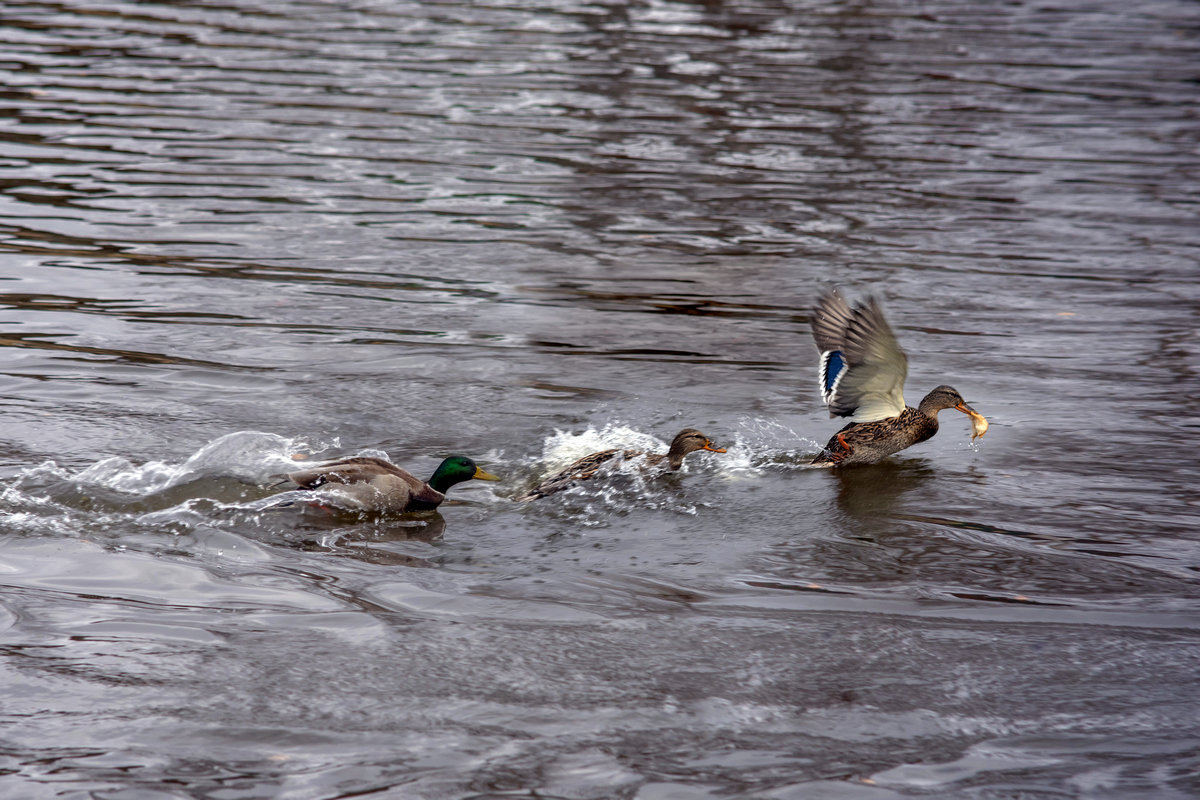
xmin=426 ymin=455 xmax=500 ymax=494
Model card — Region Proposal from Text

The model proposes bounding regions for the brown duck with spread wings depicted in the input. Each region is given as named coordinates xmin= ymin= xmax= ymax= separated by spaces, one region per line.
xmin=810 ymin=289 xmax=988 ymax=466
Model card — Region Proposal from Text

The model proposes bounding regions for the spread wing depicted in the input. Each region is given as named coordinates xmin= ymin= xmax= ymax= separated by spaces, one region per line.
xmin=811 ymin=290 xmax=908 ymax=422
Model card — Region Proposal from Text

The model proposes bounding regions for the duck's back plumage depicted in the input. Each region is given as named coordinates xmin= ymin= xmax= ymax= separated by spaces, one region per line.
xmin=285 ymin=457 xmax=444 ymax=511
xmin=810 ymin=407 xmax=939 ymax=466
xmin=516 ymin=448 xmax=668 ymax=501
xmin=516 ymin=428 xmax=723 ymax=501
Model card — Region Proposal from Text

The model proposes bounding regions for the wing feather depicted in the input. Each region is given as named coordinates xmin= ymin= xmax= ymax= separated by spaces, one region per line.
xmin=810 ymin=291 xmax=908 ymax=422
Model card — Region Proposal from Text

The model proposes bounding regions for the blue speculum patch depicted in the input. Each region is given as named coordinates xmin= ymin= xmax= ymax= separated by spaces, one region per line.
xmin=823 ymin=350 xmax=846 ymax=393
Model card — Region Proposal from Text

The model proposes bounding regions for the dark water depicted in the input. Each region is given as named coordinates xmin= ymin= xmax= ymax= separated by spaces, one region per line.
xmin=2 ymin=0 xmax=1199 ymax=797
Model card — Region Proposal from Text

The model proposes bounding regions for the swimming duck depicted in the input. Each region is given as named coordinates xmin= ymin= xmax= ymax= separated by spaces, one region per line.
xmin=516 ymin=428 xmax=726 ymax=501
xmin=281 ymin=454 xmax=500 ymax=512
xmin=810 ymin=289 xmax=987 ymax=466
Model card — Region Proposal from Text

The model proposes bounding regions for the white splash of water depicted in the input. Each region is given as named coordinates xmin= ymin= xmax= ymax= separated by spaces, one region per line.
xmin=730 ymin=416 xmax=825 ymax=471
xmin=68 ymin=431 xmax=339 ymax=495
xmin=518 ymin=423 xmax=733 ymax=523
xmin=537 ymin=424 xmax=666 ymax=473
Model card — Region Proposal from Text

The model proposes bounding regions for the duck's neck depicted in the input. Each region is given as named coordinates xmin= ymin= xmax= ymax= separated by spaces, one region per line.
xmin=665 ymin=446 xmax=691 ymax=471
xmin=916 ymin=395 xmax=945 ymax=419
xmin=425 ymin=470 xmax=459 ymax=495
xmin=917 ymin=390 xmax=951 ymax=419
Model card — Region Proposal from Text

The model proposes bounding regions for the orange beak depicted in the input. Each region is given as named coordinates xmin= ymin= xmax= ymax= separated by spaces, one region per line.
xmin=704 ymin=441 xmax=727 ymax=453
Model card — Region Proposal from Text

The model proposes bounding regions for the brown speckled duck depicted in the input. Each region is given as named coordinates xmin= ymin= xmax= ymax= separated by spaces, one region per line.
xmin=282 ymin=454 xmax=500 ymax=512
xmin=516 ymin=428 xmax=726 ymax=501
xmin=811 ymin=289 xmax=988 ymax=466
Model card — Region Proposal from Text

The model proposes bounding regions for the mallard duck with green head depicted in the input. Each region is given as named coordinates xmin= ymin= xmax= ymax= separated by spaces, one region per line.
xmin=282 ymin=454 xmax=500 ymax=512
xmin=810 ymin=289 xmax=988 ymax=466
xmin=516 ymin=428 xmax=726 ymax=501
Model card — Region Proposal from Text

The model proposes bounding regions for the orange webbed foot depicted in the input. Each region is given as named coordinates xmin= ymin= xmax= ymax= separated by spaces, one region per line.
xmin=827 ymin=433 xmax=852 ymax=464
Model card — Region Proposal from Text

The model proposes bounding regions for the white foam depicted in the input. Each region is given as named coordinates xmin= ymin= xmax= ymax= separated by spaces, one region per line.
xmin=730 ymin=416 xmax=825 ymax=471
xmin=519 ymin=423 xmax=733 ymax=523
xmin=537 ymin=424 xmax=665 ymax=472
xmin=68 ymin=431 xmax=339 ymax=495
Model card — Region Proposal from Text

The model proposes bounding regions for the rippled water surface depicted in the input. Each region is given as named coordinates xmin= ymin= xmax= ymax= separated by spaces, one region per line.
xmin=2 ymin=0 xmax=1199 ymax=797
